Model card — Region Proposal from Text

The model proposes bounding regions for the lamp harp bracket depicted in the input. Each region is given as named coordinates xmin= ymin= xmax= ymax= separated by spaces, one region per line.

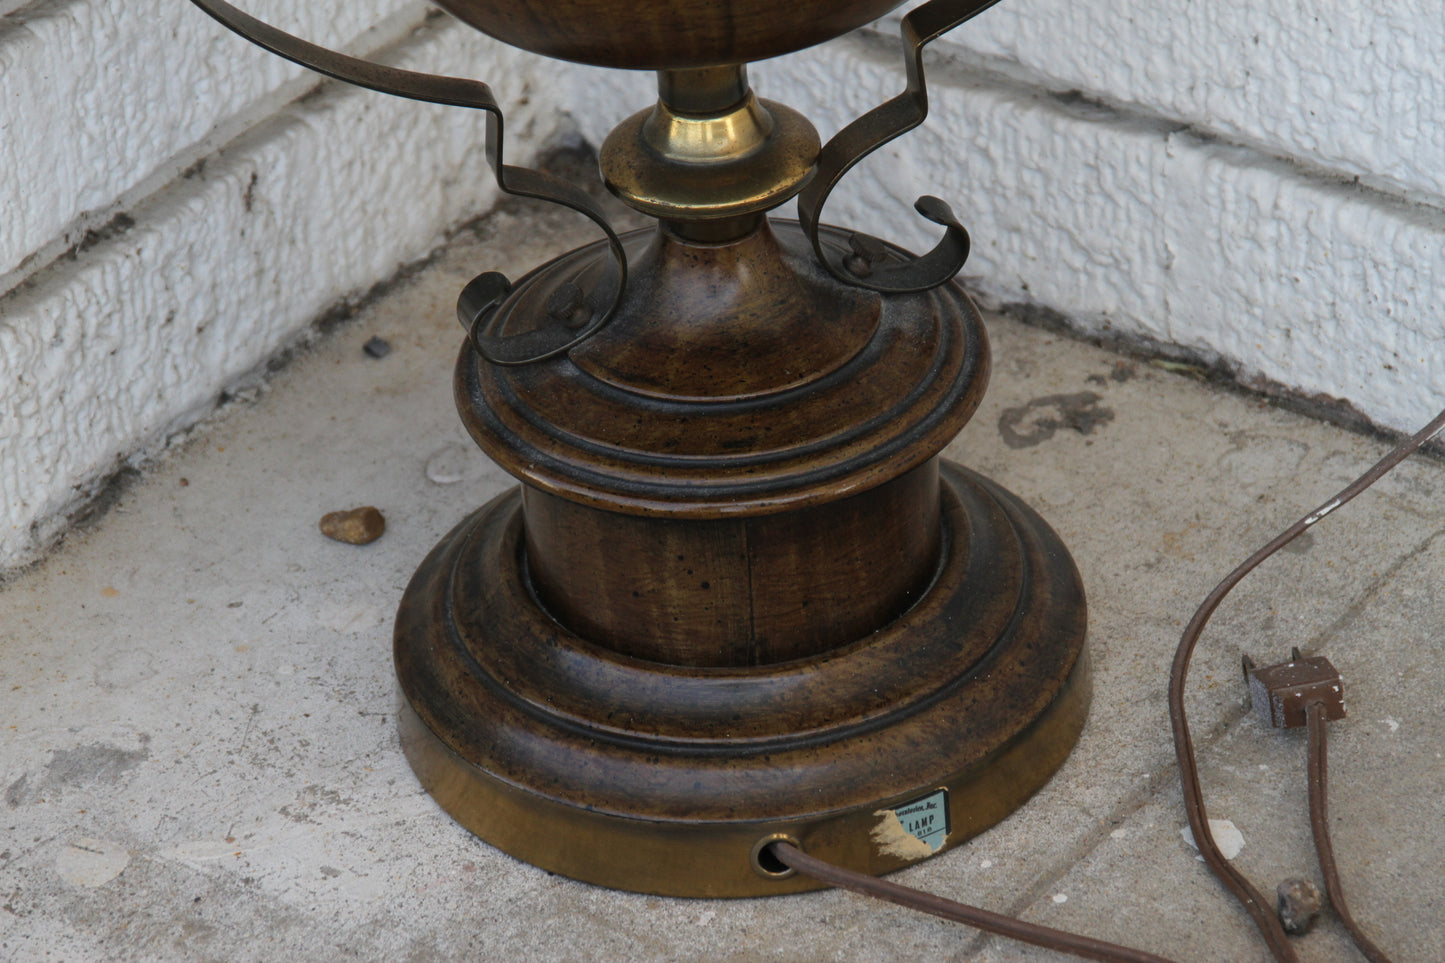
xmin=797 ymin=0 xmax=1005 ymax=293
xmin=189 ymin=0 xmax=629 ymax=366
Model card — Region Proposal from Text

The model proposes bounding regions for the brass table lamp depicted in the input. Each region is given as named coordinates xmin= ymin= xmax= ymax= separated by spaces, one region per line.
xmin=192 ymin=0 xmax=1090 ymax=897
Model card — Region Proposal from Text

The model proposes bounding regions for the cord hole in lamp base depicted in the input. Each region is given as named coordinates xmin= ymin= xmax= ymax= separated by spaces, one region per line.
xmin=750 ymin=835 xmax=800 ymax=879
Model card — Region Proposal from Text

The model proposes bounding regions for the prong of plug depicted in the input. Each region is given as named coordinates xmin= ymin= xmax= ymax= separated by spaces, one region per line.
xmin=1244 ymin=652 xmax=1347 ymax=729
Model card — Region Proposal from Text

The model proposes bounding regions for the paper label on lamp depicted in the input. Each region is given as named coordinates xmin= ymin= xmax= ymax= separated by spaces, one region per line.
xmin=871 ymin=789 xmax=950 ymax=860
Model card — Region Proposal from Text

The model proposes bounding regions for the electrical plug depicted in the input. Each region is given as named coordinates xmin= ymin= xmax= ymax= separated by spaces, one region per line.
xmin=1242 ymin=647 xmax=1346 ymax=729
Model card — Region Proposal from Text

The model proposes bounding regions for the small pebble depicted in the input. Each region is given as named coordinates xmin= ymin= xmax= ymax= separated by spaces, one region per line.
xmin=362 ymin=336 xmax=392 ymax=359
xmin=319 ymin=506 xmax=386 ymax=545
xmin=1276 ymin=877 xmax=1323 ymax=934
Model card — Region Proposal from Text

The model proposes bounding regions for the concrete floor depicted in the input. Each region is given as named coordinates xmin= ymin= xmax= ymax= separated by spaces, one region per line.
xmin=2 ymin=203 xmax=1443 ymax=962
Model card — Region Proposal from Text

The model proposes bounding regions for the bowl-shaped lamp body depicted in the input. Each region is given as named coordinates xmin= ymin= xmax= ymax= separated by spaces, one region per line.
xmin=432 ymin=0 xmax=909 ymax=68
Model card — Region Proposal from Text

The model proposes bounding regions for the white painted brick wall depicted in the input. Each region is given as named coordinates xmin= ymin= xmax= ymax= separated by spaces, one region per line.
xmin=0 ymin=0 xmax=419 ymax=285
xmin=741 ymin=29 xmax=1445 ymax=431
xmin=923 ymin=0 xmax=1445 ymax=203
xmin=4 ymin=0 xmax=1443 ymax=571
xmin=567 ymin=19 xmax=1445 ymax=447
xmin=1 ymin=7 xmax=589 ymax=570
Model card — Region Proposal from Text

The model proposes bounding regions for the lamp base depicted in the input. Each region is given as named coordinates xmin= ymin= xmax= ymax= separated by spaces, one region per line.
xmin=394 ymin=461 xmax=1088 ymax=897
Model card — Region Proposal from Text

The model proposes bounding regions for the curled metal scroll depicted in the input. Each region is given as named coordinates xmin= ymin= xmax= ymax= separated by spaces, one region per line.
xmin=797 ymin=0 xmax=1005 ymax=294
xmin=189 ymin=0 xmax=626 ymax=366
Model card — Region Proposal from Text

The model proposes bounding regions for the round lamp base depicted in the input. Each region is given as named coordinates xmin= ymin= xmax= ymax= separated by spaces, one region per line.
xmin=394 ymin=462 xmax=1089 ymax=897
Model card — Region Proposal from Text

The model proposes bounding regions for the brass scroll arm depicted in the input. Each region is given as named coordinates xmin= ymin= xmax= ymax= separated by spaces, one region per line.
xmin=796 ymin=0 xmax=1005 ymax=293
xmin=189 ymin=0 xmax=627 ymax=366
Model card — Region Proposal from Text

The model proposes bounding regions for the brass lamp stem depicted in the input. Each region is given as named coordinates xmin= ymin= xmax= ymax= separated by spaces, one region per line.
xmin=657 ymin=64 xmax=751 ymax=114
xmin=600 ymin=65 xmax=820 ymax=236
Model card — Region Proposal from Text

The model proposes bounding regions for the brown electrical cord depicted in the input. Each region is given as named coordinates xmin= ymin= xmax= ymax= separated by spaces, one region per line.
xmin=772 ymin=405 xmax=1445 ymax=963
xmin=768 ymin=842 xmax=1178 ymax=963
xmin=1306 ymin=702 xmax=1393 ymax=963
xmin=1169 ymin=405 xmax=1445 ymax=963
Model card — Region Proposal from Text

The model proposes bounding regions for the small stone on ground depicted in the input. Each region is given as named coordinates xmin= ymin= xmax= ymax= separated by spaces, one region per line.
xmin=318 ymin=506 xmax=385 ymax=544
xmin=1277 ymin=877 xmax=1324 ymax=934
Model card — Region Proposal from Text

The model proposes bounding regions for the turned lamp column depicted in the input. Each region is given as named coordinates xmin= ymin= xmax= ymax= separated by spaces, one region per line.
xmin=484 ymin=66 xmax=947 ymax=666
xmin=522 ymin=467 xmax=943 ymax=666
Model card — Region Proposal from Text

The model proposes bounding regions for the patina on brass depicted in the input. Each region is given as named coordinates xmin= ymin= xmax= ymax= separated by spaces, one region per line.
xmin=191 ymin=0 xmax=1088 ymax=898
xmin=600 ymin=66 xmax=821 ymax=225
